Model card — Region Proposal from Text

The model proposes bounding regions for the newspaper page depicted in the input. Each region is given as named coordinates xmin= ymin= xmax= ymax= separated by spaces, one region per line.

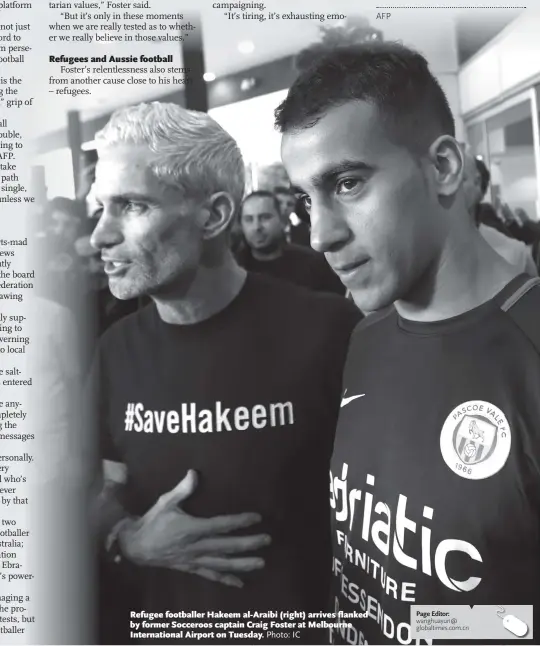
xmin=1 ymin=0 xmax=540 ymax=644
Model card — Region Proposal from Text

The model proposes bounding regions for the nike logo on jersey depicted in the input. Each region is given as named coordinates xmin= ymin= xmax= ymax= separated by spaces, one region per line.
xmin=340 ymin=392 xmax=365 ymax=408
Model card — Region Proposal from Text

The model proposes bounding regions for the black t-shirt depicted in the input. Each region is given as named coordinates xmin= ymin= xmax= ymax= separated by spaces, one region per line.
xmin=239 ymin=243 xmax=346 ymax=296
xmin=330 ymin=275 xmax=540 ymax=646
xmin=96 ymin=273 xmax=361 ymax=644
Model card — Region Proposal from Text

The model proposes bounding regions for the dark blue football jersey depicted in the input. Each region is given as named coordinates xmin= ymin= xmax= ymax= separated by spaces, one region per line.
xmin=330 ymin=275 xmax=540 ymax=645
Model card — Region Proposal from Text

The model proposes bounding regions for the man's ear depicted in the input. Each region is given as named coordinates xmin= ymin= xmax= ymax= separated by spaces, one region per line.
xmin=200 ymin=192 xmax=236 ymax=240
xmin=427 ymin=135 xmax=463 ymax=197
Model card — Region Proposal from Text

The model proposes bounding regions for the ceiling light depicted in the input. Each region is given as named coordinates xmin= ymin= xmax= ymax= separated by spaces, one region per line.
xmin=203 ymin=72 xmax=216 ymax=82
xmin=238 ymin=40 xmax=255 ymax=54
xmin=240 ymin=77 xmax=258 ymax=91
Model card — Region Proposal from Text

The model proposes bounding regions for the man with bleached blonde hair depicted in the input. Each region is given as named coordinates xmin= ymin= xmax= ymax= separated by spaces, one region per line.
xmin=90 ymin=102 xmax=360 ymax=644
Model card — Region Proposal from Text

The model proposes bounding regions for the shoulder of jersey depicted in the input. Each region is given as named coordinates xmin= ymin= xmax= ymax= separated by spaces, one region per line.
xmin=351 ymin=305 xmax=395 ymax=338
xmin=499 ymin=276 xmax=540 ymax=353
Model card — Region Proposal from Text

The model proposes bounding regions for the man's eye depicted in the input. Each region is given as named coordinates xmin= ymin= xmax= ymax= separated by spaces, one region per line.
xmin=299 ymin=195 xmax=311 ymax=211
xmin=124 ymin=202 xmax=147 ymax=213
xmin=336 ymin=178 xmax=362 ymax=195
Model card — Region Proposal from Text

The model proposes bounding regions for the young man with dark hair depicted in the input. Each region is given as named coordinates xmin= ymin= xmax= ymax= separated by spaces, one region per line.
xmin=238 ymin=189 xmax=346 ymax=295
xmin=277 ymin=42 xmax=540 ymax=644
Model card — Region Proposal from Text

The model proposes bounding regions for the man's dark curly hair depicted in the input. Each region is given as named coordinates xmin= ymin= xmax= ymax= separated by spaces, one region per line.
xmin=275 ymin=41 xmax=455 ymax=156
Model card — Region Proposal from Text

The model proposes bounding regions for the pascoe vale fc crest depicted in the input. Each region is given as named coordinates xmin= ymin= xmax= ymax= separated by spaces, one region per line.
xmin=455 ymin=416 xmax=496 ymax=465
xmin=440 ymin=400 xmax=511 ymax=480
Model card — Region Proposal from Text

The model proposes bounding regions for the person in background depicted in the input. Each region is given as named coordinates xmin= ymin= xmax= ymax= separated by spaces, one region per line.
xmin=40 ymin=197 xmax=86 ymax=310
xmin=277 ymin=41 xmax=540 ymax=645
xmin=275 ymin=185 xmax=311 ymax=247
xmin=90 ymin=102 xmax=361 ymax=644
xmin=464 ymin=155 xmax=537 ymax=276
xmin=48 ymin=196 xmax=84 ymax=249
xmin=496 ymin=199 xmax=540 ymax=246
xmin=471 ymin=157 xmax=540 ymax=248
xmin=274 ymin=185 xmax=297 ymax=221
xmin=238 ymin=190 xmax=347 ymax=295
xmin=77 ymin=149 xmax=99 ymax=202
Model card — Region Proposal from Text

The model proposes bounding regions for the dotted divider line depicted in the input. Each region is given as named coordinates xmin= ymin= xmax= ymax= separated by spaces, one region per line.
xmin=375 ymin=6 xmax=527 ymax=8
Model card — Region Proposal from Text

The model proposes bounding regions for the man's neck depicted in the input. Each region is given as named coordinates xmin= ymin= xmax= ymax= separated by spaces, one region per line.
xmin=251 ymin=242 xmax=285 ymax=262
xmin=153 ymin=253 xmax=247 ymax=325
xmin=395 ymin=225 xmax=521 ymax=323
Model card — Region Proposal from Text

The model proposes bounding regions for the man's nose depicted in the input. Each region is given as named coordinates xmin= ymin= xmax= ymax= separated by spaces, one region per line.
xmin=310 ymin=201 xmax=351 ymax=254
xmin=90 ymin=209 xmax=123 ymax=251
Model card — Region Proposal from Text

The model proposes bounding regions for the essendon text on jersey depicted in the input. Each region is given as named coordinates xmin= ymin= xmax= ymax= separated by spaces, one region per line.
xmin=124 ymin=401 xmax=295 ymax=434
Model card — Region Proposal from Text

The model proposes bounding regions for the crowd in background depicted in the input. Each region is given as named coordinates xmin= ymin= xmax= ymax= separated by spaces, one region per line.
xmin=32 ymin=143 xmax=540 ymax=349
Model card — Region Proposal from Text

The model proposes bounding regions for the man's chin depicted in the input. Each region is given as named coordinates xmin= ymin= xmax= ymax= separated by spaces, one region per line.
xmin=107 ymin=279 xmax=141 ymax=301
xmin=350 ymin=284 xmax=394 ymax=315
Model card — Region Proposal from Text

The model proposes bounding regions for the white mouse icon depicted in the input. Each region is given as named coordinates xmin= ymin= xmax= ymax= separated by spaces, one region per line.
xmin=503 ymin=614 xmax=529 ymax=638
